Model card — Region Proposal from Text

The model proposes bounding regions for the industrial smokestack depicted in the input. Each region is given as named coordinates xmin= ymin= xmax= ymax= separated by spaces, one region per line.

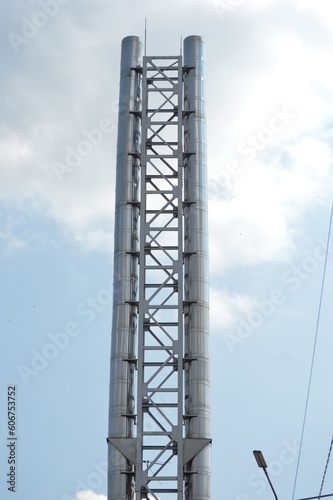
xmin=107 ymin=35 xmax=143 ymax=500
xmin=183 ymin=35 xmax=211 ymax=500
xmin=108 ymin=35 xmax=210 ymax=500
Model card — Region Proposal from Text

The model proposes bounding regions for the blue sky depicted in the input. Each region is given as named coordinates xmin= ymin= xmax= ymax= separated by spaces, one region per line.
xmin=1 ymin=1 xmax=333 ymax=499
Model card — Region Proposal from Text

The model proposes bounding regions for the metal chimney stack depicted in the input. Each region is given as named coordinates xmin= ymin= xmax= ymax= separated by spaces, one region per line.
xmin=107 ymin=35 xmax=211 ymax=500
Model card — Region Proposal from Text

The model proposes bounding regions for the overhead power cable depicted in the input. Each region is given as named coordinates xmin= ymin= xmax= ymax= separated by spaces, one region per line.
xmin=318 ymin=434 xmax=333 ymax=498
xmin=291 ymin=202 xmax=333 ymax=500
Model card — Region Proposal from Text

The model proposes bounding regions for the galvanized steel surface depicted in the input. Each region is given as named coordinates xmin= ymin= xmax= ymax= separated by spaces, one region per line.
xmin=108 ymin=35 xmax=143 ymax=500
xmin=183 ymin=35 xmax=211 ymax=500
xmin=135 ymin=52 xmax=185 ymax=499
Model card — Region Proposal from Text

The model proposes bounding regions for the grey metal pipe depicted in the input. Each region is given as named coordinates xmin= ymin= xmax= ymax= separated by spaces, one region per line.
xmin=108 ymin=35 xmax=143 ymax=500
xmin=183 ymin=35 xmax=211 ymax=500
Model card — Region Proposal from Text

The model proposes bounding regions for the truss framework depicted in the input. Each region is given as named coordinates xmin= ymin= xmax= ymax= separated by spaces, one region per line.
xmin=135 ymin=55 xmax=184 ymax=500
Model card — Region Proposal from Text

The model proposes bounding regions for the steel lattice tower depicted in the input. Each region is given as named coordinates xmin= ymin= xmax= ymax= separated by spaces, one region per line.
xmin=107 ymin=35 xmax=211 ymax=500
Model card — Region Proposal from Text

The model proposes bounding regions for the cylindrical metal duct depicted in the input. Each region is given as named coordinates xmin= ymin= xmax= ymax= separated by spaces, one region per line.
xmin=108 ymin=35 xmax=143 ymax=500
xmin=183 ymin=35 xmax=211 ymax=500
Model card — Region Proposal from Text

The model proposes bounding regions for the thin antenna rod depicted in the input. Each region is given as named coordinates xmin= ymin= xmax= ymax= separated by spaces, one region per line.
xmin=180 ymin=36 xmax=182 ymax=56
xmin=144 ymin=18 xmax=147 ymax=56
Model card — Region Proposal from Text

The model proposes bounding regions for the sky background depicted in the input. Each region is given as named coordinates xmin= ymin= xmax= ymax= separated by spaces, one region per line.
xmin=1 ymin=0 xmax=333 ymax=499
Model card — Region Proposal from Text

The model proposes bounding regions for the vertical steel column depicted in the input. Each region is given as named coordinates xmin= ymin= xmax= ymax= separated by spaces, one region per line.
xmin=183 ymin=36 xmax=211 ymax=500
xmin=108 ymin=36 xmax=143 ymax=500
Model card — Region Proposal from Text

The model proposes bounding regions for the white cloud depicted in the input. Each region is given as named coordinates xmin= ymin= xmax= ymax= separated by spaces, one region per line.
xmin=1 ymin=0 xmax=333 ymax=263
xmin=209 ymin=167 xmax=294 ymax=271
xmin=248 ymin=0 xmax=280 ymax=7
xmin=0 ymin=7 xmax=120 ymax=252
xmin=74 ymin=488 xmax=158 ymax=500
xmin=0 ymin=228 xmax=28 ymax=253
xmin=209 ymin=128 xmax=333 ymax=272
xmin=0 ymin=126 xmax=115 ymax=252
xmin=295 ymin=0 xmax=333 ymax=28
xmin=76 ymin=490 xmax=106 ymax=500
xmin=210 ymin=287 xmax=256 ymax=334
